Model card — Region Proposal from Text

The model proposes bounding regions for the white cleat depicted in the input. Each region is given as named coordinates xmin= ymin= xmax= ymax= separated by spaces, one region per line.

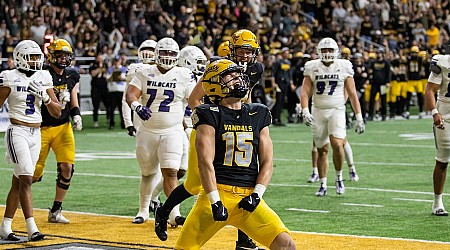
xmin=48 ymin=207 xmax=70 ymax=224
xmin=349 ymin=171 xmax=359 ymax=181
xmin=335 ymin=180 xmax=345 ymax=195
xmin=308 ymin=173 xmax=319 ymax=183
xmin=432 ymin=204 xmax=449 ymax=216
xmin=315 ymin=185 xmax=327 ymax=197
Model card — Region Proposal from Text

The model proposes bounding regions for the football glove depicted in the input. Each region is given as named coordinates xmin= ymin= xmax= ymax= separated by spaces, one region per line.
xmin=211 ymin=201 xmax=228 ymax=221
xmin=355 ymin=120 xmax=365 ymax=134
xmin=302 ymin=109 xmax=314 ymax=126
xmin=238 ymin=193 xmax=261 ymax=212
xmin=295 ymin=103 xmax=302 ymax=117
xmin=59 ymin=89 xmax=71 ymax=106
xmin=135 ymin=104 xmax=151 ymax=121
xmin=28 ymin=81 xmax=50 ymax=104
xmin=354 ymin=114 xmax=365 ymax=134
xmin=73 ymin=115 xmax=83 ymax=131
xmin=126 ymin=126 xmax=137 ymax=137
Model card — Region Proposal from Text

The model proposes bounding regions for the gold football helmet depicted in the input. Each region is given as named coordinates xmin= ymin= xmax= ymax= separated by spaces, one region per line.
xmin=229 ymin=29 xmax=260 ymax=65
xmin=217 ymin=40 xmax=231 ymax=57
xmin=202 ymin=59 xmax=249 ymax=102
xmin=410 ymin=46 xmax=420 ymax=53
xmin=47 ymin=39 xmax=73 ymax=69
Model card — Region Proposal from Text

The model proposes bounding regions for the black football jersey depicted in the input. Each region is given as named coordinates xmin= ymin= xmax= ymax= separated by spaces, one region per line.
xmin=41 ymin=65 xmax=80 ymax=126
xmin=192 ymin=103 xmax=272 ymax=187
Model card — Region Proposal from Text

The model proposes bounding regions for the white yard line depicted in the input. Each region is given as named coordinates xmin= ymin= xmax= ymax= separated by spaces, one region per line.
xmin=285 ymin=208 xmax=330 ymax=213
xmin=340 ymin=203 xmax=384 ymax=208
xmin=392 ymin=198 xmax=434 ymax=203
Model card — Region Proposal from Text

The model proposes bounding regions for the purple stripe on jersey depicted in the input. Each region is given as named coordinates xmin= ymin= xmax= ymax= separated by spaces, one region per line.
xmin=7 ymin=128 xmax=18 ymax=164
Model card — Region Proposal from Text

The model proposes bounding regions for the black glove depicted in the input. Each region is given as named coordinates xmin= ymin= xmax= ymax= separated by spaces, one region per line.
xmin=211 ymin=201 xmax=228 ymax=221
xmin=238 ymin=193 xmax=260 ymax=212
xmin=126 ymin=126 xmax=136 ymax=137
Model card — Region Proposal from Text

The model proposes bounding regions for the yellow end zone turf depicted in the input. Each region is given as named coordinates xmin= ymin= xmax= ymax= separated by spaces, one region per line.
xmin=1 ymin=207 xmax=450 ymax=249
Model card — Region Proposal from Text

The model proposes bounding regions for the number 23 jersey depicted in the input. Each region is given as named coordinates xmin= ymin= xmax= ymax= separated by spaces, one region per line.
xmin=304 ymin=59 xmax=354 ymax=109
xmin=192 ymin=103 xmax=272 ymax=187
xmin=129 ymin=65 xmax=196 ymax=133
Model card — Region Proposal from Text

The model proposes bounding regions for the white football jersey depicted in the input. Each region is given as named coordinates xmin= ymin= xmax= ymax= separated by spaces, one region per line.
xmin=0 ymin=69 xmax=53 ymax=123
xmin=304 ymin=59 xmax=354 ymax=109
xmin=429 ymin=55 xmax=450 ymax=103
xmin=126 ymin=63 xmax=151 ymax=83
xmin=129 ymin=65 xmax=196 ymax=133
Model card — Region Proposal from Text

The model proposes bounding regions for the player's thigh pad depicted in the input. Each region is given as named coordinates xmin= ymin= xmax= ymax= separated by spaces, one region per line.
xmin=184 ymin=129 xmax=202 ymax=195
xmin=435 ymin=103 xmax=450 ymax=163
xmin=328 ymin=109 xmax=347 ymax=140
xmin=135 ymin=131 xmax=160 ymax=175
xmin=158 ymin=129 xmax=184 ymax=169
xmin=5 ymin=125 xmax=41 ymax=177
xmin=175 ymin=190 xmax=226 ymax=249
xmin=34 ymin=126 xmax=56 ymax=179
xmin=180 ymin=133 xmax=189 ymax=171
xmin=51 ymin=123 xmax=75 ymax=164
xmin=311 ymin=107 xmax=331 ymax=148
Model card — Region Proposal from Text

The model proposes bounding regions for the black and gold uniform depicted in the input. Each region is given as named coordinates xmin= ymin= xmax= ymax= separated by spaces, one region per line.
xmin=176 ymin=102 xmax=290 ymax=249
xmin=406 ymin=49 xmax=424 ymax=115
xmin=34 ymin=65 xmax=79 ymax=180
xmin=195 ymin=103 xmax=270 ymax=186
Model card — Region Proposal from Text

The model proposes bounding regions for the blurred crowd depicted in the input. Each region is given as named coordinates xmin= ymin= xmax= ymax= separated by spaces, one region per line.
xmin=1 ymin=0 xmax=450 ymax=121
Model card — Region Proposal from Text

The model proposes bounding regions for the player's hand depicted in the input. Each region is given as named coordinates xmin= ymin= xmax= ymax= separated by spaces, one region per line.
xmin=433 ymin=113 xmax=445 ymax=130
xmin=126 ymin=126 xmax=136 ymax=137
xmin=238 ymin=193 xmax=261 ymax=212
xmin=28 ymin=81 xmax=50 ymax=103
xmin=302 ymin=112 xmax=314 ymax=126
xmin=355 ymin=119 xmax=365 ymax=134
xmin=59 ymin=90 xmax=71 ymax=105
xmin=73 ymin=115 xmax=83 ymax=131
xmin=135 ymin=105 xmax=151 ymax=121
xmin=211 ymin=201 xmax=228 ymax=221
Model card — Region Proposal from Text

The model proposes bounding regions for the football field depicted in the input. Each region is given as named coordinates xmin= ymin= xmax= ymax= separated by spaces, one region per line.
xmin=1 ymin=114 xmax=450 ymax=249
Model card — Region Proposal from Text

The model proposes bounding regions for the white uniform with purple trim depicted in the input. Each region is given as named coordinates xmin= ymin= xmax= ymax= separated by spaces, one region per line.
xmin=129 ymin=65 xmax=196 ymax=173
xmin=0 ymin=69 xmax=53 ymax=176
xmin=304 ymin=59 xmax=354 ymax=148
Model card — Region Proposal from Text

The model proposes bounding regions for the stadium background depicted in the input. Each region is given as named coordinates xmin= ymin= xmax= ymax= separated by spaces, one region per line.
xmin=1 ymin=0 xmax=450 ymax=249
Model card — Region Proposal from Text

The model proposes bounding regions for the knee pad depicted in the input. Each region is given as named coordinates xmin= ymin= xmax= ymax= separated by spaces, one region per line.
xmin=56 ymin=163 xmax=74 ymax=190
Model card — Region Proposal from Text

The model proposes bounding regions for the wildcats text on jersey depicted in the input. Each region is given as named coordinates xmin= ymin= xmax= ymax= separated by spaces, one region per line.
xmin=223 ymin=124 xmax=253 ymax=132
xmin=315 ymin=74 xmax=339 ymax=80
xmin=147 ymin=80 xmax=177 ymax=88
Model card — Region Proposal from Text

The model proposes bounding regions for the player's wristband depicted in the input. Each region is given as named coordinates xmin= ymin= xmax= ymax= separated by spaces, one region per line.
xmin=302 ymin=107 xmax=310 ymax=115
xmin=355 ymin=113 xmax=363 ymax=121
xmin=43 ymin=92 xmax=51 ymax=105
xmin=207 ymin=190 xmax=220 ymax=204
xmin=253 ymin=184 xmax=266 ymax=198
xmin=70 ymin=107 xmax=81 ymax=118
xmin=432 ymin=109 xmax=439 ymax=116
xmin=131 ymin=101 xmax=141 ymax=111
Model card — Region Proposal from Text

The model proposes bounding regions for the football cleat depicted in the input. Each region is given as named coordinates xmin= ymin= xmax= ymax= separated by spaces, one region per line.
xmin=236 ymin=238 xmax=265 ymax=250
xmin=349 ymin=171 xmax=359 ymax=181
xmin=154 ymin=206 xmax=168 ymax=241
xmin=336 ymin=180 xmax=345 ymax=195
xmin=132 ymin=211 xmax=149 ymax=224
xmin=0 ymin=226 xmax=20 ymax=241
xmin=48 ymin=207 xmax=70 ymax=224
xmin=432 ymin=205 xmax=449 ymax=216
xmin=315 ymin=185 xmax=327 ymax=197
xmin=308 ymin=173 xmax=319 ymax=183
xmin=168 ymin=216 xmax=186 ymax=228
xmin=29 ymin=231 xmax=45 ymax=241
xmin=149 ymin=199 xmax=161 ymax=213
